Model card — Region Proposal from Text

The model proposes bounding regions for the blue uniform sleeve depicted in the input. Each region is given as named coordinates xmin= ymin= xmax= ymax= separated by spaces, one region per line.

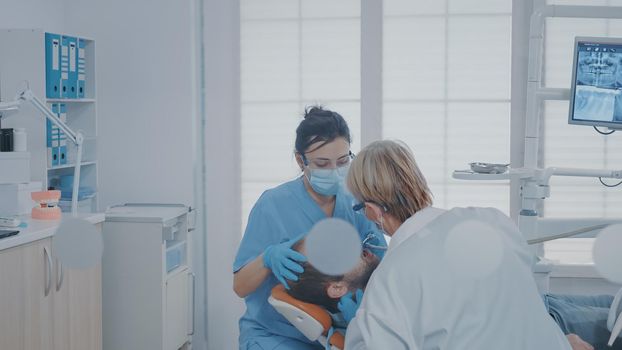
xmin=233 ymin=194 xmax=279 ymax=273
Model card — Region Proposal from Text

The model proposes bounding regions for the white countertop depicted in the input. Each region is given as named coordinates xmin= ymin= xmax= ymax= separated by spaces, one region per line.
xmin=0 ymin=213 xmax=105 ymax=251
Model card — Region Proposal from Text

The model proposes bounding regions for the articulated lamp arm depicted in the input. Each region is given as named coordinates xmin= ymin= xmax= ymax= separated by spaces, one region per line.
xmin=17 ymin=89 xmax=83 ymax=145
xmin=16 ymin=88 xmax=84 ymax=216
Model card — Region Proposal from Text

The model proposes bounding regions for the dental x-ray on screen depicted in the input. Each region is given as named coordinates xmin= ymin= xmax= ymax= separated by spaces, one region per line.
xmin=569 ymin=37 xmax=622 ymax=129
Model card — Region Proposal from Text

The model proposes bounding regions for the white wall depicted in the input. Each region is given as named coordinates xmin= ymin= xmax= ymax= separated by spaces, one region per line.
xmin=0 ymin=0 xmax=65 ymax=33
xmin=62 ymin=0 xmax=196 ymax=209
xmin=202 ymin=0 xmax=246 ymax=348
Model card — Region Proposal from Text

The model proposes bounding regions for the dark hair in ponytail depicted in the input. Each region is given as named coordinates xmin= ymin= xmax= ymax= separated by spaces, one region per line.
xmin=295 ymin=106 xmax=351 ymax=155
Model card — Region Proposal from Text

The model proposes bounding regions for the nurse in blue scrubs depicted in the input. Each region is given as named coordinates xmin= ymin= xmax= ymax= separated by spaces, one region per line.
xmin=233 ymin=106 xmax=387 ymax=350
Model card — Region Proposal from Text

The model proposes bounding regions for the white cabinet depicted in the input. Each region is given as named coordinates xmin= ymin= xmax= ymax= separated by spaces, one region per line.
xmin=103 ymin=204 xmax=194 ymax=350
xmin=0 ymin=238 xmax=54 ymax=350
xmin=165 ymin=268 xmax=192 ymax=350
xmin=53 ymin=235 xmax=103 ymax=350
xmin=0 ymin=229 xmax=102 ymax=350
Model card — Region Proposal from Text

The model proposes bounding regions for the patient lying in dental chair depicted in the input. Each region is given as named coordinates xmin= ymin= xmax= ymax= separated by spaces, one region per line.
xmin=286 ymin=240 xmax=379 ymax=328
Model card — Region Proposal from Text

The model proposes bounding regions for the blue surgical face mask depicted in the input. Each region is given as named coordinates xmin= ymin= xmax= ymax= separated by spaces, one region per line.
xmin=306 ymin=165 xmax=350 ymax=196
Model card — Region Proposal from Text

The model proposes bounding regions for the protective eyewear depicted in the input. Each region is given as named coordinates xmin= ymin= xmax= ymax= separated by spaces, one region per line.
xmin=352 ymin=200 xmax=387 ymax=213
xmin=302 ymin=151 xmax=354 ymax=169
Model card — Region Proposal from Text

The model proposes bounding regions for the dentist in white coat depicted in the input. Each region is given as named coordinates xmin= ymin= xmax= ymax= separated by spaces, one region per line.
xmin=340 ymin=140 xmax=572 ymax=350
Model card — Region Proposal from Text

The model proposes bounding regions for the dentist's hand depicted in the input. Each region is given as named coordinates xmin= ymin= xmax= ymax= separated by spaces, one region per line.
xmin=363 ymin=233 xmax=387 ymax=259
xmin=263 ymin=236 xmax=307 ymax=290
xmin=338 ymin=289 xmax=364 ymax=324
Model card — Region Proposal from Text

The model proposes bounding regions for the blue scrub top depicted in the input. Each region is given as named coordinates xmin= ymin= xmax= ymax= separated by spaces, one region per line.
xmin=233 ymin=176 xmax=386 ymax=347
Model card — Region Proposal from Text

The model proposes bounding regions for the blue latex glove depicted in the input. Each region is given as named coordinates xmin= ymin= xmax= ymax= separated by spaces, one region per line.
xmin=338 ymin=289 xmax=364 ymax=324
xmin=263 ymin=236 xmax=307 ymax=289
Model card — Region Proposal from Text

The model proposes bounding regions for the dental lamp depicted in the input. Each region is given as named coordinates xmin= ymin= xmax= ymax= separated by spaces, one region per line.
xmin=0 ymin=85 xmax=84 ymax=216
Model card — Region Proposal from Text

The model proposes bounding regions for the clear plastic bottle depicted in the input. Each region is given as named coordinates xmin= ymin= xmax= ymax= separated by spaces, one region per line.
xmin=13 ymin=128 xmax=27 ymax=152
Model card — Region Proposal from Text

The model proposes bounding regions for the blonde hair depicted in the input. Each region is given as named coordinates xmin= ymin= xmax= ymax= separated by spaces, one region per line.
xmin=347 ymin=140 xmax=433 ymax=223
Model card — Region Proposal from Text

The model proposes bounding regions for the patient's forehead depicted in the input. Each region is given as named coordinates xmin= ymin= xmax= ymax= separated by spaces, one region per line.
xmin=294 ymin=238 xmax=370 ymax=262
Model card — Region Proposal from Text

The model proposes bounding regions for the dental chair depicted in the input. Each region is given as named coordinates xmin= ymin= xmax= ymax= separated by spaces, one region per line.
xmin=269 ymin=285 xmax=345 ymax=350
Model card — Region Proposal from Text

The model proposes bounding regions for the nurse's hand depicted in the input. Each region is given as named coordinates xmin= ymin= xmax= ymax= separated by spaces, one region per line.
xmin=566 ymin=334 xmax=593 ymax=350
xmin=263 ymin=237 xmax=307 ymax=290
xmin=338 ymin=289 xmax=364 ymax=324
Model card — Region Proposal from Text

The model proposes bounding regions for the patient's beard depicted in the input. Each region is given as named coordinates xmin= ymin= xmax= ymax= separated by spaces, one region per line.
xmin=345 ymin=258 xmax=380 ymax=291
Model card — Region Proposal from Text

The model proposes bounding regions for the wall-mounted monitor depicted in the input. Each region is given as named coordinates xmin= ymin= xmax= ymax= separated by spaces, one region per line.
xmin=569 ymin=37 xmax=622 ymax=130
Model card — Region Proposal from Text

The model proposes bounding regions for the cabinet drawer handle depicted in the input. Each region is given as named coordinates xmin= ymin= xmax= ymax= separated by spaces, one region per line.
xmin=188 ymin=271 xmax=195 ymax=336
xmin=44 ymin=246 xmax=52 ymax=297
xmin=56 ymin=259 xmax=64 ymax=292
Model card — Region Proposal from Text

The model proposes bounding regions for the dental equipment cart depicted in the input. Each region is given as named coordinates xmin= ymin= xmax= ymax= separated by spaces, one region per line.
xmin=102 ymin=203 xmax=195 ymax=350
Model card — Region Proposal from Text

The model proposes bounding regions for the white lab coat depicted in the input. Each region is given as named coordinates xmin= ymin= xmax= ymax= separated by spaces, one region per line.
xmin=345 ymin=206 xmax=571 ymax=350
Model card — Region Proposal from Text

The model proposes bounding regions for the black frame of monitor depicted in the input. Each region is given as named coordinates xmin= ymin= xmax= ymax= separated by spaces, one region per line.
xmin=568 ymin=36 xmax=622 ymax=130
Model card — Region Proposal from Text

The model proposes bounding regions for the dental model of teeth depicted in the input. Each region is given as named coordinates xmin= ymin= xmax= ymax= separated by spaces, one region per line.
xmin=31 ymin=190 xmax=62 ymax=220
